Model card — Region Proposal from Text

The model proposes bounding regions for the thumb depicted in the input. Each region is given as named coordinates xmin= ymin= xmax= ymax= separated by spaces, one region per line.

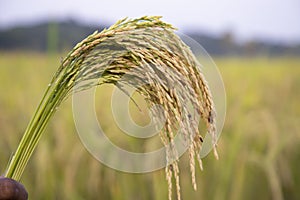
xmin=0 ymin=177 xmax=28 ymax=200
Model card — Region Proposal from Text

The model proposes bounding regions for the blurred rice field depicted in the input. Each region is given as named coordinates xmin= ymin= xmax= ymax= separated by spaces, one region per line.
xmin=0 ymin=52 xmax=299 ymax=200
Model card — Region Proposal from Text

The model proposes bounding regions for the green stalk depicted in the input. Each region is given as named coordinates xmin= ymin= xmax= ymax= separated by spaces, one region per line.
xmin=5 ymin=81 xmax=65 ymax=180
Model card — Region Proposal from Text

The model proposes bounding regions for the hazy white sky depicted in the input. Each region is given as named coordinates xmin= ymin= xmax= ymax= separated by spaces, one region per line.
xmin=0 ymin=0 xmax=299 ymax=43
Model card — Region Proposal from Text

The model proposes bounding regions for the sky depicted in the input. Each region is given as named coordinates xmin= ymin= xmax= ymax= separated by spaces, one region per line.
xmin=0 ymin=0 xmax=299 ymax=44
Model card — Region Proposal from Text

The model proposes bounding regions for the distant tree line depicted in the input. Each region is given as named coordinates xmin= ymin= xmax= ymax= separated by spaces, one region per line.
xmin=0 ymin=20 xmax=299 ymax=56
